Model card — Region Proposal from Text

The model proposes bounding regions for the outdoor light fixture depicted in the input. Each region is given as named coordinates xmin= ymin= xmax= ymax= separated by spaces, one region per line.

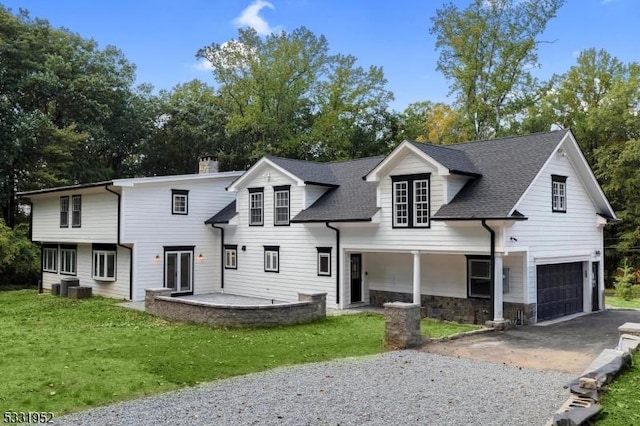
xmin=197 ymin=253 xmax=205 ymax=262
xmin=153 ymin=255 xmax=161 ymax=264
xmin=241 ymin=245 xmax=246 ymax=251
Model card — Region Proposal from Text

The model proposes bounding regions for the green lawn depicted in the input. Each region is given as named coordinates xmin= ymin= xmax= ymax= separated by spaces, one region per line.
xmin=0 ymin=290 xmax=475 ymax=415
xmin=421 ymin=317 xmax=483 ymax=338
xmin=597 ymin=351 xmax=640 ymax=425
xmin=605 ymin=295 xmax=640 ymax=309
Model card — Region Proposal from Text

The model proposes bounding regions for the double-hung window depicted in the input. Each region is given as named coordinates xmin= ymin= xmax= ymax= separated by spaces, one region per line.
xmin=551 ymin=175 xmax=567 ymax=213
xmin=467 ymin=255 xmax=491 ymax=299
xmin=42 ymin=245 xmax=58 ymax=273
xmin=92 ymin=244 xmax=116 ymax=281
xmin=249 ymin=188 xmax=264 ymax=226
xmin=71 ymin=195 xmax=82 ymax=227
xmin=274 ymin=185 xmax=290 ymax=226
xmin=224 ymin=245 xmax=237 ymax=269
xmin=391 ymin=174 xmax=431 ymax=228
xmin=60 ymin=196 xmax=69 ymax=228
xmin=317 ymin=247 xmax=332 ymax=276
xmin=264 ymin=246 xmax=279 ymax=273
xmin=171 ymin=189 xmax=189 ymax=215
xmin=60 ymin=245 xmax=77 ymax=276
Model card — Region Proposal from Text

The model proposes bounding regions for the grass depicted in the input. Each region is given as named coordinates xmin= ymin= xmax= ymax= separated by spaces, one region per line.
xmin=605 ymin=295 xmax=640 ymax=309
xmin=421 ymin=317 xmax=482 ymax=338
xmin=597 ymin=351 xmax=640 ymax=425
xmin=0 ymin=290 xmax=476 ymax=415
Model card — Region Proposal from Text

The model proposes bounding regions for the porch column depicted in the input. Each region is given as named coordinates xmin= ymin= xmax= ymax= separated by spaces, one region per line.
xmin=412 ymin=251 xmax=421 ymax=305
xmin=493 ymin=253 xmax=504 ymax=321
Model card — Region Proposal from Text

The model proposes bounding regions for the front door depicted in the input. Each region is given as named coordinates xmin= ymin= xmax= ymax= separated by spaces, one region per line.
xmin=350 ymin=254 xmax=362 ymax=303
xmin=165 ymin=250 xmax=193 ymax=294
xmin=592 ymin=262 xmax=600 ymax=312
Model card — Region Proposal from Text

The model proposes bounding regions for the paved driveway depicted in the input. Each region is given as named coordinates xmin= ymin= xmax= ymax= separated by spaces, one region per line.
xmin=424 ymin=309 xmax=640 ymax=375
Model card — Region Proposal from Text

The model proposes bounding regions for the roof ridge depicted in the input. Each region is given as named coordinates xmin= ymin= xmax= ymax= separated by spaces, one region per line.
xmin=447 ymin=129 xmax=569 ymax=147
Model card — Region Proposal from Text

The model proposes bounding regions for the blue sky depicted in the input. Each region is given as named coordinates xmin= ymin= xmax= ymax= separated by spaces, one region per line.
xmin=3 ymin=0 xmax=639 ymax=111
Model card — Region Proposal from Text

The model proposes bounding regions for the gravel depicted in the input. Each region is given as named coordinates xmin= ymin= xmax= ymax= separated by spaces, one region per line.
xmin=56 ymin=351 xmax=572 ymax=426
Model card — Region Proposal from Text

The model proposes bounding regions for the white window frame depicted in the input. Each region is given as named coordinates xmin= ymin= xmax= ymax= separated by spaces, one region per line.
xmin=224 ymin=246 xmax=237 ymax=269
xmin=274 ymin=186 xmax=290 ymax=226
xmin=413 ymin=179 xmax=429 ymax=226
xmin=468 ymin=257 xmax=491 ymax=299
xmin=93 ymin=248 xmax=116 ymax=281
xmin=317 ymin=247 xmax=332 ymax=276
xmin=71 ymin=195 xmax=82 ymax=227
xmin=393 ymin=181 xmax=409 ymax=227
xmin=552 ymin=176 xmax=567 ymax=213
xmin=60 ymin=247 xmax=77 ymax=276
xmin=249 ymin=189 xmax=264 ymax=226
xmin=42 ymin=246 xmax=58 ymax=273
xmin=171 ymin=189 xmax=189 ymax=215
xmin=264 ymin=246 xmax=279 ymax=273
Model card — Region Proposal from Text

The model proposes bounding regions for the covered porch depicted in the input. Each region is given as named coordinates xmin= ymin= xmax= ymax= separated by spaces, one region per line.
xmin=341 ymin=250 xmax=530 ymax=325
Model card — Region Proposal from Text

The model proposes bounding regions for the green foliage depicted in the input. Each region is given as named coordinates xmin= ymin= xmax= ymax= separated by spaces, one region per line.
xmin=197 ymin=27 xmax=395 ymax=163
xmin=612 ymin=261 xmax=640 ymax=301
xmin=598 ymin=351 xmax=640 ymax=425
xmin=398 ymin=101 xmax=469 ymax=144
xmin=0 ymin=220 xmax=39 ymax=286
xmin=430 ymin=0 xmax=565 ymax=140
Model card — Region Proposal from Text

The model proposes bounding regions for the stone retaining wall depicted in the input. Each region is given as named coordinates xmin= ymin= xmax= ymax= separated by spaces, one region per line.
xmin=145 ymin=289 xmax=327 ymax=328
xmin=370 ymin=289 xmax=536 ymax=325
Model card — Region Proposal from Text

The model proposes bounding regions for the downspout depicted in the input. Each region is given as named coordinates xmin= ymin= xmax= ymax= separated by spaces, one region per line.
xmin=481 ymin=219 xmax=495 ymax=320
xmin=211 ymin=224 xmax=224 ymax=291
xmin=105 ymin=185 xmax=133 ymax=300
xmin=325 ymin=222 xmax=340 ymax=305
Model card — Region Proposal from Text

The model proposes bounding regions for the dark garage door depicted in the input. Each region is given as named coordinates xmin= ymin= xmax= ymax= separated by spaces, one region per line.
xmin=537 ymin=262 xmax=583 ymax=322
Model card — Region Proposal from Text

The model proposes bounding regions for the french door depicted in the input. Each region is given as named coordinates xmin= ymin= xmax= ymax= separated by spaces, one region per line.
xmin=165 ymin=249 xmax=193 ymax=294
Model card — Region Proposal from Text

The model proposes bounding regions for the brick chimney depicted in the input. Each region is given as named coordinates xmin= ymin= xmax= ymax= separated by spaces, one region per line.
xmin=198 ymin=156 xmax=219 ymax=174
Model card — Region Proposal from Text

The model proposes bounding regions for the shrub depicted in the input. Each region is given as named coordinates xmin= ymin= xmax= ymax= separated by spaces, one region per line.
xmin=614 ymin=261 xmax=638 ymax=301
xmin=0 ymin=220 xmax=40 ymax=287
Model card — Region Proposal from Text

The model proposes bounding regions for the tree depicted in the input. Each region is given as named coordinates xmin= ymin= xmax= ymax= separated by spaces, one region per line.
xmin=0 ymin=6 xmax=155 ymax=226
xmin=594 ymin=139 xmax=640 ymax=275
xmin=398 ymin=101 xmax=468 ymax=144
xmin=430 ymin=0 xmax=565 ymax=140
xmin=527 ymin=49 xmax=640 ymax=161
xmin=197 ymin=27 xmax=394 ymax=162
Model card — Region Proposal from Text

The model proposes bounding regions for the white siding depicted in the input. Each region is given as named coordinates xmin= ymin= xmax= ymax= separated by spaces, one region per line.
xmin=366 ymin=252 xmax=467 ymax=298
xmin=41 ymin=244 xmax=130 ymax=299
xmin=223 ymin=167 xmax=338 ymax=305
xmin=510 ymin=149 xmax=604 ymax=303
xmin=503 ymin=253 xmax=524 ymax=303
xmin=446 ymin=175 xmax=472 ymax=203
xmin=32 ymin=190 xmax=118 ymax=243
xmin=120 ymin=176 xmax=237 ymax=301
xmin=342 ymin=151 xmax=491 ymax=253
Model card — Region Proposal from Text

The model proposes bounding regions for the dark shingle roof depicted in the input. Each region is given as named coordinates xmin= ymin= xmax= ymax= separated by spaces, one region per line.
xmin=266 ymin=156 xmax=339 ymax=186
xmin=409 ymin=143 xmax=481 ymax=176
xmin=205 ymin=200 xmax=237 ymax=224
xmin=432 ymin=129 xmax=569 ymax=219
xmin=292 ymin=156 xmax=384 ymax=222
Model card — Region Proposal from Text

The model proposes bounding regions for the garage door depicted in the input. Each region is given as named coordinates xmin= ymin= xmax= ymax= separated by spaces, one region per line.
xmin=537 ymin=262 xmax=583 ymax=322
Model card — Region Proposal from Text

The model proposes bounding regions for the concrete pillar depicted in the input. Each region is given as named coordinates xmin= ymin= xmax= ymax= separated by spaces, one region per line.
xmin=383 ymin=302 xmax=422 ymax=349
xmin=412 ymin=250 xmax=421 ymax=305
xmin=493 ymin=253 xmax=504 ymax=321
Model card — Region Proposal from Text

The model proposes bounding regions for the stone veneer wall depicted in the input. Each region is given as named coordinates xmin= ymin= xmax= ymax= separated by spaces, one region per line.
xmin=370 ymin=289 xmax=536 ymax=325
xmin=145 ymin=289 xmax=327 ymax=328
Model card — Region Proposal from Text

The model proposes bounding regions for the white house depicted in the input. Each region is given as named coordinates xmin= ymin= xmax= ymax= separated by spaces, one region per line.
xmin=205 ymin=130 xmax=617 ymax=324
xmin=19 ymin=159 xmax=243 ymax=301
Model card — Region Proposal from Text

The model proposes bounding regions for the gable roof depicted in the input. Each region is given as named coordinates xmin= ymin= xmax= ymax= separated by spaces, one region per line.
xmin=266 ymin=156 xmax=339 ymax=186
xmin=292 ymin=156 xmax=384 ymax=222
xmin=432 ymin=130 xmax=571 ymax=219
xmin=409 ymin=143 xmax=481 ymax=176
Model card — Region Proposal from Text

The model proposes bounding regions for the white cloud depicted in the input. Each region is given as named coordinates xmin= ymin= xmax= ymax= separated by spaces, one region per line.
xmin=194 ymin=59 xmax=213 ymax=71
xmin=233 ymin=0 xmax=275 ymax=35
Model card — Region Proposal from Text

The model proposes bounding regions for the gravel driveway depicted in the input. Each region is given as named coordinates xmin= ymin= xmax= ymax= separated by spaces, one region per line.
xmin=57 ymin=351 xmax=571 ymax=426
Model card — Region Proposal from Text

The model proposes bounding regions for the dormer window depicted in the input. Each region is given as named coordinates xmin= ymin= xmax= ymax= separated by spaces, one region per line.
xmin=551 ymin=175 xmax=567 ymax=213
xmin=391 ymin=174 xmax=431 ymax=228
xmin=274 ymin=185 xmax=290 ymax=226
